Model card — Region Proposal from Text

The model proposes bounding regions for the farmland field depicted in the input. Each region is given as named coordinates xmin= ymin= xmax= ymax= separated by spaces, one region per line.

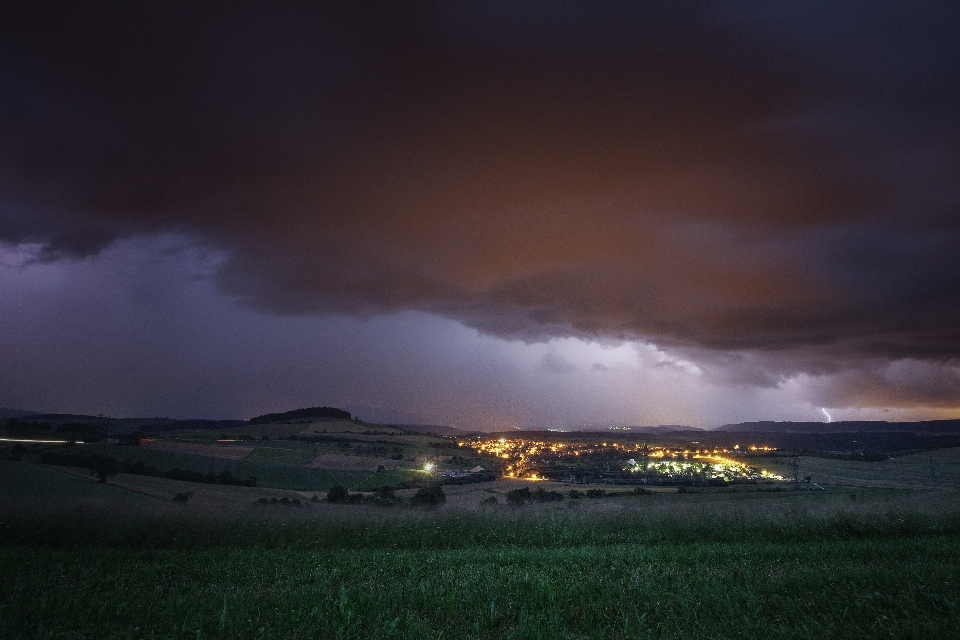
xmin=2 ymin=478 xmax=960 ymax=639
xmin=751 ymin=447 xmax=960 ymax=489
xmin=3 ymin=442 xmax=960 ymax=638
xmin=0 ymin=458 xmax=154 ymax=503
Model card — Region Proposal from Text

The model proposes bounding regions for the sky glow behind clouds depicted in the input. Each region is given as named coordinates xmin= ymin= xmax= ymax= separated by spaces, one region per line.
xmin=1 ymin=2 xmax=959 ymax=427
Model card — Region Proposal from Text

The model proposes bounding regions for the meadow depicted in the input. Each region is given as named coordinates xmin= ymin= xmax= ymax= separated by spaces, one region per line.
xmin=3 ymin=426 xmax=960 ymax=639
xmin=2 ymin=453 xmax=960 ymax=639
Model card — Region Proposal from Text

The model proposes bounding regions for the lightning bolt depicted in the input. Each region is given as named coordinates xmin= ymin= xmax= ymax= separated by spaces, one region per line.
xmin=821 ymin=407 xmax=832 ymax=423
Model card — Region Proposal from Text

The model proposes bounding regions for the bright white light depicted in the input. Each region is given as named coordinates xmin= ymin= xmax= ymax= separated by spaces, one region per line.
xmin=0 ymin=437 xmax=78 ymax=444
xmin=821 ymin=407 xmax=832 ymax=423
xmin=423 ymin=462 xmax=434 ymax=472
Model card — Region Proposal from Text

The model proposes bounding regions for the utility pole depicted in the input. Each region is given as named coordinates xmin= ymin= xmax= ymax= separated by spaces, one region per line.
xmin=788 ymin=456 xmax=801 ymax=485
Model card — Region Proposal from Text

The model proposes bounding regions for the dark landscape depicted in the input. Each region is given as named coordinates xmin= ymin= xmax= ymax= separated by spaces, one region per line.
xmin=3 ymin=408 xmax=960 ymax=638
xmin=3 ymin=2 xmax=960 ymax=638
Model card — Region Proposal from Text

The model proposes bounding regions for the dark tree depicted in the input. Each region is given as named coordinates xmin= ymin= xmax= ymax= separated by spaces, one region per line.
xmin=327 ymin=485 xmax=348 ymax=503
xmin=506 ymin=487 xmax=531 ymax=506
xmin=90 ymin=457 xmax=120 ymax=483
xmin=118 ymin=431 xmax=146 ymax=446
xmin=410 ymin=484 xmax=446 ymax=508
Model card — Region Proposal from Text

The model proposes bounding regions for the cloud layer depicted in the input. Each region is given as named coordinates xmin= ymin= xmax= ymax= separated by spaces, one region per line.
xmin=2 ymin=2 xmax=959 ymax=416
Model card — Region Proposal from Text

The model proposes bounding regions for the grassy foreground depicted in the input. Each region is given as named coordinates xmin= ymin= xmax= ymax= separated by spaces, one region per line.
xmin=3 ymin=491 xmax=960 ymax=639
xmin=3 ymin=538 xmax=958 ymax=639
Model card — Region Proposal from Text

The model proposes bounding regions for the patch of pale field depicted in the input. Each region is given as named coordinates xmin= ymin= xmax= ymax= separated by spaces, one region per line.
xmin=295 ymin=420 xmax=403 ymax=437
xmin=139 ymin=440 xmax=254 ymax=460
xmin=306 ymin=453 xmax=399 ymax=470
xmin=297 ymin=431 xmax=415 ymax=446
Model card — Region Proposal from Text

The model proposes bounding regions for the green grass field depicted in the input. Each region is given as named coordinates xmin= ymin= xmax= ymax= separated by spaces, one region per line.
xmin=3 ymin=537 xmax=957 ymax=639
xmin=2 ymin=456 xmax=960 ymax=638
xmin=0 ymin=458 xmax=155 ymax=502
xmin=354 ymin=467 xmax=433 ymax=491
xmin=42 ymin=443 xmax=374 ymax=491
xmin=242 ymin=445 xmax=321 ymax=466
xmin=752 ymin=447 xmax=960 ymax=489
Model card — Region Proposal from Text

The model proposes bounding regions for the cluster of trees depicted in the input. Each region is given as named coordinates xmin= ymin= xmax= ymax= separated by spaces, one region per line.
xmin=409 ymin=484 xmax=445 ymax=507
xmin=325 ymin=484 xmax=445 ymax=508
xmin=117 ymin=431 xmax=147 ymax=446
xmin=441 ymin=470 xmax=497 ymax=485
xmin=4 ymin=418 xmax=52 ymax=432
xmin=326 ymin=484 xmax=401 ymax=506
xmin=4 ymin=418 xmax=107 ymax=442
xmin=505 ymin=487 xmax=565 ymax=505
xmin=249 ymin=406 xmax=351 ymax=425
xmin=38 ymin=451 xmax=257 ymax=486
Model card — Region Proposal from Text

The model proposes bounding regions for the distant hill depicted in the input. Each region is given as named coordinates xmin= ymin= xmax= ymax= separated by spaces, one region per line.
xmin=623 ymin=425 xmax=704 ymax=433
xmin=12 ymin=413 xmax=246 ymax=434
xmin=0 ymin=408 xmax=38 ymax=421
xmin=716 ymin=420 xmax=960 ymax=434
xmin=19 ymin=413 xmax=108 ymax=425
xmin=248 ymin=406 xmax=352 ymax=425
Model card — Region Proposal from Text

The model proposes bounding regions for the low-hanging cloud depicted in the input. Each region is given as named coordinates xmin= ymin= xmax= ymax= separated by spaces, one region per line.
xmin=2 ymin=1 xmax=959 ymax=414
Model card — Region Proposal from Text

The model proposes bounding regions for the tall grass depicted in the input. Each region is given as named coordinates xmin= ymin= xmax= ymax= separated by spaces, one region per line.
xmin=3 ymin=490 xmax=959 ymax=638
xmin=2 ymin=537 xmax=958 ymax=638
xmin=3 ymin=489 xmax=959 ymax=551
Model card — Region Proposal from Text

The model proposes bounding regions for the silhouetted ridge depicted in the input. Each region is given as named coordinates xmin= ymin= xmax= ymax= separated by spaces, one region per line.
xmin=249 ymin=406 xmax=351 ymax=425
xmin=716 ymin=420 xmax=960 ymax=434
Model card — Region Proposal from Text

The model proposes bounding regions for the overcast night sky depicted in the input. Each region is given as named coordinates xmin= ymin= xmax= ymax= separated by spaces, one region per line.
xmin=1 ymin=2 xmax=959 ymax=429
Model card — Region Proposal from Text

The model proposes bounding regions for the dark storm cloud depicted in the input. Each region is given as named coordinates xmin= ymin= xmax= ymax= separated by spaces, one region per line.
xmin=2 ymin=1 xmax=959 ymax=373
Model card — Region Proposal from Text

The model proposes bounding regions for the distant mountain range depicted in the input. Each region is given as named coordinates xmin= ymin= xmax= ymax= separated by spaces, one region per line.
xmin=620 ymin=425 xmax=704 ymax=433
xmin=717 ymin=420 xmax=960 ymax=434
xmin=1 ymin=409 xmax=246 ymax=434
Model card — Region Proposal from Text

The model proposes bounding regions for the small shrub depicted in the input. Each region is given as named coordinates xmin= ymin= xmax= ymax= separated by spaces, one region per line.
xmin=585 ymin=489 xmax=606 ymax=498
xmin=172 ymin=492 xmax=194 ymax=503
xmin=568 ymin=489 xmax=584 ymax=499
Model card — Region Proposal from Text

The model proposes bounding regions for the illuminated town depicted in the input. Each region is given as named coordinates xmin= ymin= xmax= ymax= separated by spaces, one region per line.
xmin=460 ymin=436 xmax=783 ymax=484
